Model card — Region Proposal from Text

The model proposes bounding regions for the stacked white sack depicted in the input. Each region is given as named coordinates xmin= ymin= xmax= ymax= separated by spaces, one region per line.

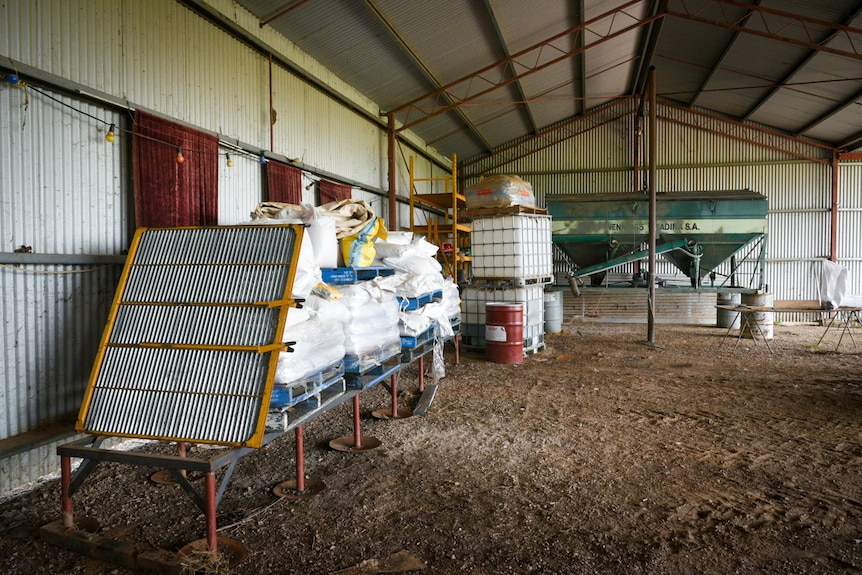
xmin=319 ymin=283 xmax=401 ymax=358
xmin=275 ymin=313 xmax=345 ymax=384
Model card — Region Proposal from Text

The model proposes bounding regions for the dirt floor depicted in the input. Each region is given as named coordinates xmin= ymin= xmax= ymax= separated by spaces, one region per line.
xmin=1 ymin=320 xmax=861 ymax=575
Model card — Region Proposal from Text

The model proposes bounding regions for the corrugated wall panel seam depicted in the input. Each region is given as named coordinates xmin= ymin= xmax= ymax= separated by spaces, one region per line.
xmin=1 ymin=84 xmax=126 ymax=465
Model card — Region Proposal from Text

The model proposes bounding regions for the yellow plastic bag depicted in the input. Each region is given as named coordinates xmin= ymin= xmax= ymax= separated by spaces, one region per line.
xmin=340 ymin=216 xmax=388 ymax=267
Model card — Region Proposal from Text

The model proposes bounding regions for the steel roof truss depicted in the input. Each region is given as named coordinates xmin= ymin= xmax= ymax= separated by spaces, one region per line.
xmin=393 ymin=0 xmax=657 ymax=132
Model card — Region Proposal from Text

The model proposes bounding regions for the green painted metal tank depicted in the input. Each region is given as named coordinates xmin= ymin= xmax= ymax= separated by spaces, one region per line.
xmin=547 ymin=190 xmax=768 ymax=285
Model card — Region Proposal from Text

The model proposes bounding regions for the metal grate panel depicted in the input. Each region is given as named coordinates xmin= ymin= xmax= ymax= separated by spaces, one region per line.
xmin=76 ymin=225 xmax=303 ymax=448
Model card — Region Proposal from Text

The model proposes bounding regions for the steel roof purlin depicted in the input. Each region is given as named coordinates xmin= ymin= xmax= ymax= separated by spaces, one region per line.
xmin=235 ymin=0 xmax=862 ymax=156
xmin=631 ymin=0 xmax=668 ymax=104
xmin=666 ymin=0 xmax=862 ymax=62
xmin=361 ymin=0 xmax=493 ymax=152
xmin=391 ymin=0 xmax=657 ymax=133
xmin=480 ymin=0 xmax=539 ymax=136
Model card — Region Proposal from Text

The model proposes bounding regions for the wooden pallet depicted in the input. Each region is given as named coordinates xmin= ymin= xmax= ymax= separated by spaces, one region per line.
xmin=460 ymin=205 xmax=549 ymax=219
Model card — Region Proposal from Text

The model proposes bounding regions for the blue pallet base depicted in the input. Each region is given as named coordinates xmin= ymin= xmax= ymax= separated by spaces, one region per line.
xmin=400 ymin=323 xmax=436 ymax=349
xmin=401 ymin=338 xmax=435 ymax=364
xmin=265 ymin=378 xmax=349 ymax=433
xmin=321 ymin=266 xmax=395 ymax=284
xmin=397 ymin=290 xmax=443 ymax=311
xmin=344 ymin=359 xmax=402 ymax=391
xmin=344 ymin=340 xmax=402 ymax=372
xmin=270 ymin=361 xmax=345 ymax=409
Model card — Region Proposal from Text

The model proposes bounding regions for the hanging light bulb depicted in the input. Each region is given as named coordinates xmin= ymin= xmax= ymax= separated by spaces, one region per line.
xmin=105 ymin=123 xmax=116 ymax=143
xmin=6 ymin=74 xmax=19 ymax=85
xmin=259 ymin=152 xmax=268 ymax=164
xmin=176 ymin=146 xmax=185 ymax=164
xmin=226 ymin=153 xmax=234 ymax=168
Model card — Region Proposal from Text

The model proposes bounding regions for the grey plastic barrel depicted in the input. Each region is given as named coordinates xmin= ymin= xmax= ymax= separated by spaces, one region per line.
xmin=544 ymin=290 xmax=563 ymax=334
xmin=740 ymin=292 xmax=774 ymax=340
xmin=716 ymin=293 xmax=741 ymax=329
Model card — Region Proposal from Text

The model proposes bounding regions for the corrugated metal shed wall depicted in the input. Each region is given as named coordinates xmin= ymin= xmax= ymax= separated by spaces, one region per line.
xmin=465 ymin=100 xmax=838 ymax=309
xmin=0 ymin=81 xmax=126 ymax=493
xmin=217 ymin=147 xmax=264 ymax=225
xmin=0 ymin=0 xmax=408 ymax=493
xmin=2 ymin=0 xmax=388 ymax=191
xmin=838 ymin=162 xmax=862 ymax=296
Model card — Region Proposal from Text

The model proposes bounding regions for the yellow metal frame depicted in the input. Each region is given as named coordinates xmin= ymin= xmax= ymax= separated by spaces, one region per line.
xmin=75 ymin=224 xmax=304 ymax=449
xmin=408 ymin=154 xmax=471 ymax=278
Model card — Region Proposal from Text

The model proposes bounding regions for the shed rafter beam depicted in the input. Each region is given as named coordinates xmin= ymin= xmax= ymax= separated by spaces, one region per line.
xmin=742 ymin=3 xmax=862 ymax=121
xmin=662 ymin=100 xmax=834 ymax=164
xmin=838 ymin=130 xmax=862 ymax=152
xmin=667 ymin=0 xmax=862 ymax=61
xmin=576 ymin=1 xmax=587 ymax=117
xmin=258 ymin=0 xmax=311 ymax=28
xmin=631 ymin=0 xmax=668 ymax=98
xmin=362 ymin=0 xmax=492 ymax=151
xmin=480 ymin=0 xmax=538 ymax=134
xmin=461 ymin=97 xmax=636 ymax=176
xmin=690 ymin=0 xmax=761 ymax=108
xmin=393 ymin=0 xmax=658 ymax=132
xmin=796 ymin=86 xmax=862 ymax=137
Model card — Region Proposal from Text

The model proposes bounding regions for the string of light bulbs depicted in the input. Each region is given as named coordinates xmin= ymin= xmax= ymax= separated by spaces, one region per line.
xmin=1 ymin=67 xmax=294 ymax=169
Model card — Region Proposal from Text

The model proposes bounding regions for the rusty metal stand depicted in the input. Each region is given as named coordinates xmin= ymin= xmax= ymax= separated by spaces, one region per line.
xmin=273 ymin=425 xmax=326 ymax=497
xmin=47 ymin=386 xmax=359 ymax=573
xmin=330 ymin=394 xmax=382 ymax=452
xmin=372 ymin=371 xmax=413 ymax=420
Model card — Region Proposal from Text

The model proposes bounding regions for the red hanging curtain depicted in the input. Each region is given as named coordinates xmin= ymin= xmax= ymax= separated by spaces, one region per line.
xmin=132 ymin=111 xmax=218 ymax=228
xmin=318 ymin=179 xmax=352 ymax=205
xmin=265 ymin=161 xmax=303 ymax=204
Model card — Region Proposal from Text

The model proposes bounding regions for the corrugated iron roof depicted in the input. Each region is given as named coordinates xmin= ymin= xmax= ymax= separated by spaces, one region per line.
xmin=235 ymin=0 xmax=862 ymax=160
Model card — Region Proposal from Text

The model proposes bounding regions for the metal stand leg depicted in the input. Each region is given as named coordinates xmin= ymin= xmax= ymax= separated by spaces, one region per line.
xmin=205 ymin=472 xmax=218 ymax=561
xmin=718 ymin=311 xmax=741 ymax=350
xmin=352 ymin=395 xmax=363 ymax=449
xmin=372 ymin=372 xmax=412 ymax=420
xmin=295 ymin=426 xmax=305 ymax=493
xmin=733 ymin=313 xmax=750 ymax=351
xmin=178 ymin=442 xmax=188 ymax=479
xmin=61 ymin=456 xmax=74 ymax=529
xmin=273 ymin=424 xmax=326 ymax=497
xmin=150 ymin=441 xmax=189 ymax=485
xmin=391 ymin=372 xmax=400 ymax=418
xmin=418 ymin=355 xmax=425 ymax=393
xmin=330 ymin=393 xmax=381 ymax=452
xmin=816 ymin=311 xmax=835 ymax=348
xmin=178 ymin=471 xmax=251 ymax=570
xmin=836 ymin=310 xmax=859 ymax=350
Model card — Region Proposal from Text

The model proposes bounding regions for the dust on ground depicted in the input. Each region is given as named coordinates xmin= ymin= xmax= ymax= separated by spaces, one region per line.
xmin=1 ymin=321 xmax=860 ymax=575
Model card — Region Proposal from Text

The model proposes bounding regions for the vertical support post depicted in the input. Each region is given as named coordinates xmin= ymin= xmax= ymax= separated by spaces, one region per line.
xmin=730 ymin=255 xmax=737 ymax=287
xmin=388 ymin=112 xmax=398 ymax=231
xmin=633 ymin=101 xmax=642 ymax=193
xmin=390 ymin=372 xmax=400 ymax=419
xmin=647 ymin=67 xmax=657 ymax=344
xmin=178 ymin=441 xmax=187 ymax=479
xmin=352 ymin=394 xmax=362 ymax=449
xmin=205 ymin=471 xmax=218 ymax=561
xmin=451 ymin=153 xmax=459 ymax=278
xmin=295 ymin=425 xmax=305 ymax=492
xmin=418 ymin=355 xmax=425 ymax=392
xmin=268 ymin=53 xmax=275 ymax=152
xmin=61 ymin=456 xmax=74 ymax=529
xmin=831 ymin=150 xmax=839 ymax=262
